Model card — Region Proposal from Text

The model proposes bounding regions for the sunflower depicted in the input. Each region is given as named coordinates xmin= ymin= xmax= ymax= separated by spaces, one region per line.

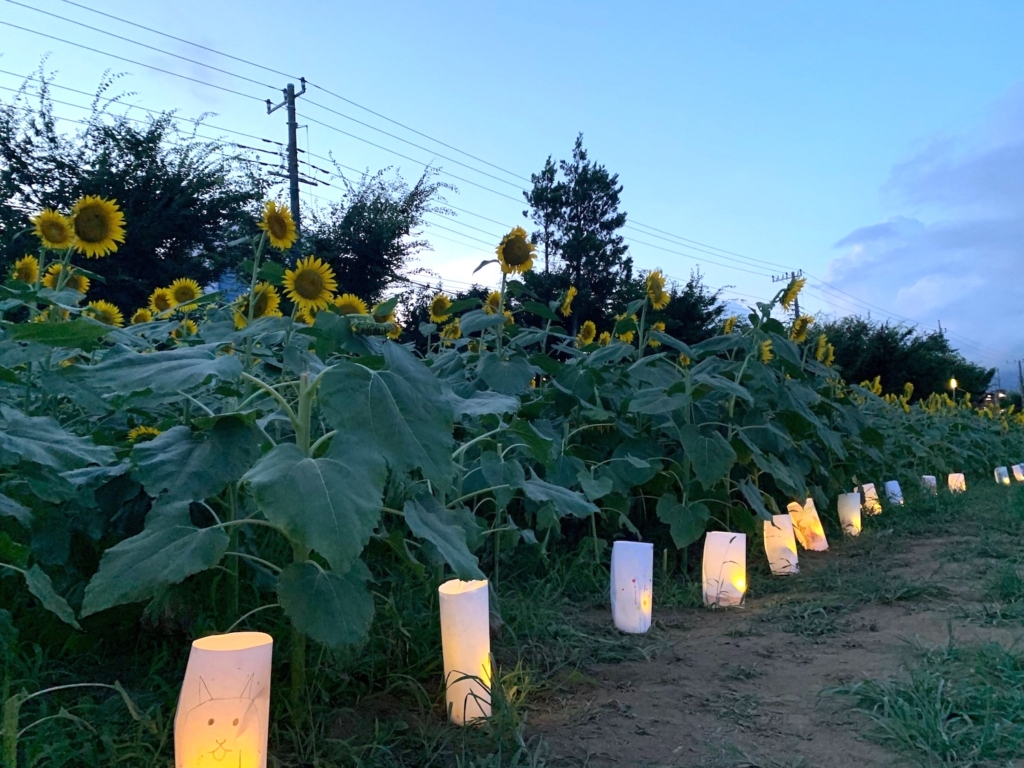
xmin=503 ymin=310 xmax=515 ymax=325
xmin=615 ymin=312 xmax=638 ymax=344
xmin=780 ymin=276 xmax=807 ymax=311
xmin=645 ymin=270 xmax=670 ymax=310
xmin=385 ymin=322 xmax=402 ymax=340
xmin=86 ymin=300 xmax=124 ymax=327
xmin=789 ymin=315 xmax=813 ymax=343
xmin=127 ymin=425 xmax=161 ymax=443
xmin=257 ymin=201 xmax=298 ymax=251
xmin=372 ymin=301 xmax=395 ymax=323
xmin=560 ymin=286 xmax=577 ymax=316
xmin=598 ymin=331 xmax=612 ymax=346
xmin=11 ymin=255 xmax=39 ymax=284
xmin=814 ymin=334 xmax=828 ymax=361
xmin=823 ymin=343 xmax=835 ymax=367
xmin=679 ymin=353 xmax=691 ymax=367
xmin=334 ymin=293 xmax=369 ymax=315
xmin=294 ymin=307 xmax=315 ymax=325
xmin=723 ymin=316 xmax=737 ymax=335
xmin=495 ymin=226 xmax=535 ymax=275
xmin=648 ymin=321 xmax=666 ymax=347
xmin=31 ymin=209 xmax=74 ymax=250
xmin=172 ymin=319 xmax=199 ymax=340
xmin=130 ymin=308 xmax=153 ymax=325
xmin=483 ymin=290 xmax=502 ymax=315
xmin=576 ymin=320 xmax=597 ymax=347
xmin=32 ymin=307 xmax=69 ymax=323
xmin=429 ymin=293 xmax=453 ymax=323
xmin=284 ymin=255 xmax=336 ymax=312
xmin=439 ymin=318 xmax=461 ymax=345
xmin=148 ymin=287 xmax=175 ymax=314
xmin=71 ymin=196 xmax=125 ymax=258
xmin=169 ymin=278 xmax=203 ymax=308
xmin=42 ymin=263 xmax=90 ymax=294
xmin=235 ymin=282 xmax=282 ymax=328
xmin=759 ymin=339 xmax=773 ymax=363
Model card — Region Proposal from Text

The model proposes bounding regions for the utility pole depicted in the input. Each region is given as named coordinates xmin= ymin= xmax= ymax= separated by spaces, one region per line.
xmin=771 ymin=270 xmax=803 ymax=318
xmin=267 ymin=78 xmax=307 ymax=239
xmin=1008 ymin=358 xmax=1024 ymax=404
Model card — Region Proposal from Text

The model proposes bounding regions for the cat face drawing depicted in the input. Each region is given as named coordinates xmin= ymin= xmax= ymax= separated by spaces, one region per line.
xmin=178 ymin=675 xmax=263 ymax=767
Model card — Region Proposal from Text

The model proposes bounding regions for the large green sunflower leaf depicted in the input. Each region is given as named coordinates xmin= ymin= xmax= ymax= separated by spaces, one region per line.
xmin=276 ymin=560 xmax=374 ymax=648
xmin=318 ymin=342 xmax=454 ymax=491
xmin=655 ymin=495 xmax=710 ymax=549
xmin=62 ymin=343 xmax=242 ymax=396
xmin=81 ymin=502 xmax=227 ymax=616
xmin=23 ymin=564 xmax=81 ymax=629
xmin=521 ymin=470 xmax=598 ymax=518
xmin=0 ymin=405 xmax=115 ymax=470
xmin=678 ymin=424 xmax=737 ymax=489
xmin=243 ymin=438 xmax=386 ymax=573
xmin=131 ymin=417 xmax=261 ymax=503
xmin=403 ymin=494 xmax=483 ymax=580
xmin=7 ymin=317 xmax=112 ymax=349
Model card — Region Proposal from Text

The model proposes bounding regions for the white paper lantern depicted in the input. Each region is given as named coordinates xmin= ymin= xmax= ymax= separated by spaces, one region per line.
xmin=1013 ymin=465 xmax=1024 ymax=483
xmin=858 ymin=483 xmax=882 ymax=515
xmin=994 ymin=466 xmax=1011 ymax=486
xmin=438 ymin=579 xmax=492 ymax=725
xmin=787 ymin=498 xmax=829 ymax=551
xmin=610 ymin=541 xmax=653 ymax=634
xmin=174 ymin=631 xmax=273 ymax=768
xmin=763 ymin=515 xmax=799 ymax=575
xmin=948 ymin=473 xmax=967 ymax=493
xmin=702 ymin=531 xmax=747 ymax=606
xmin=837 ymin=492 xmax=862 ymax=536
xmin=884 ymin=480 xmax=904 ymax=505
xmin=921 ymin=475 xmax=938 ymax=494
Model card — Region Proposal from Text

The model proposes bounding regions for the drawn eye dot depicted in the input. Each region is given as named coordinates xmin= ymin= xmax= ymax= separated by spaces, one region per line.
xmin=208 ymin=718 xmax=214 ymax=725
xmin=233 ymin=718 xmax=239 ymax=726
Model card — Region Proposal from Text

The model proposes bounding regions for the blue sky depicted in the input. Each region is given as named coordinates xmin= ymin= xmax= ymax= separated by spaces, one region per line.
xmin=2 ymin=0 xmax=1022 ymax=385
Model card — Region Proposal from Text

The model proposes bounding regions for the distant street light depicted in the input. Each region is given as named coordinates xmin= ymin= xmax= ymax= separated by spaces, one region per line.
xmin=949 ymin=378 xmax=958 ymax=402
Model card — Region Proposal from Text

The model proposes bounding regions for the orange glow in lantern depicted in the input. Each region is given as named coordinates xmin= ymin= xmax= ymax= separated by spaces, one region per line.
xmin=787 ymin=498 xmax=829 ymax=551
xmin=948 ymin=473 xmax=967 ymax=493
xmin=438 ymin=579 xmax=492 ymax=725
xmin=702 ymin=531 xmax=747 ymax=607
xmin=174 ymin=631 xmax=273 ymax=768
xmin=995 ymin=467 xmax=1011 ymax=486
xmin=1013 ymin=465 xmax=1024 ymax=483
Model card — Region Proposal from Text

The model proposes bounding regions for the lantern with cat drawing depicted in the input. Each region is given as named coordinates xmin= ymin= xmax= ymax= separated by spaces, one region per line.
xmin=175 ymin=631 xmax=273 ymax=768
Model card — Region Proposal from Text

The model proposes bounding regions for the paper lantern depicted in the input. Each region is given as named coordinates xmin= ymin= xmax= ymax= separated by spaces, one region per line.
xmin=837 ymin=492 xmax=862 ymax=536
xmin=438 ymin=579 xmax=491 ymax=725
xmin=884 ymin=480 xmax=904 ymax=505
xmin=787 ymin=498 xmax=829 ymax=551
xmin=763 ymin=515 xmax=799 ymax=575
xmin=994 ymin=466 xmax=1011 ymax=486
xmin=174 ymin=631 xmax=273 ymax=768
xmin=948 ymin=473 xmax=967 ymax=493
xmin=1013 ymin=465 xmax=1024 ymax=483
xmin=859 ymin=483 xmax=882 ymax=515
xmin=921 ymin=475 xmax=938 ymax=494
xmin=610 ymin=541 xmax=653 ymax=633
xmin=702 ymin=531 xmax=747 ymax=606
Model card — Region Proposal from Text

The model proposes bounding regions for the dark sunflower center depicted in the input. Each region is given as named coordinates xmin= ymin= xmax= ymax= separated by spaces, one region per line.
xmin=267 ymin=213 xmax=288 ymax=239
xmin=16 ymin=264 xmax=34 ymax=281
xmin=252 ymin=290 xmax=270 ymax=317
xmin=503 ymin=236 xmax=532 ymax=267
xmin=431 ymin=299 xmax=449 ymax=316
xmin=173 ymin=286 xmax=195 ymax=303
xmin=294 ymin=269 xmax=324 ymax=299
xmin=42 ymin=220 xmax=68 ymax=242
xmin=155 ymin=294 xmax=171 ymax=311
xmin=68 ymin=275 xmax=85 ymax=293
xmin=74 ymin=206 xmax=109 ymax=243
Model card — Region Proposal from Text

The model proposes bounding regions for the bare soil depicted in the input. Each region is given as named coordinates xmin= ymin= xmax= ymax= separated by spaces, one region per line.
xmin=528 ymin=535 xmax=1020 ymax=767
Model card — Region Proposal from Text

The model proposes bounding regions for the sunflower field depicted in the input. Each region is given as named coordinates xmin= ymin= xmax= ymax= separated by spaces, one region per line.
xmin=1 ymin=196 xmax=1023 ymax=762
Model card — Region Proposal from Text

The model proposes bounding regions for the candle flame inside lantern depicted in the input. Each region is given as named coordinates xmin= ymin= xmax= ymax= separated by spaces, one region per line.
xmin=995 ymin=467 xmax=1011 ymax=486
xmin=948 ymin=473 xmax=967 ymax=493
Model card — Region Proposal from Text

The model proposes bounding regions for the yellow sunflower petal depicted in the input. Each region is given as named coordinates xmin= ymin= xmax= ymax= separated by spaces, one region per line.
xmin=169 ymin=277 xmax=203 ymax=307
xmin=86 ymin=300 xmax=124 ymax=327
xmin=429 ymin=293 xmax=452 ymax=323
xmin=334 ymin=293 xmax=369 ymax=315
xmin=11 ymin=255 xmax=39 ymax=284
xmin=283 ymin=255 xmax=337 ymax=312
xmin=496 ymin=226 xmax=536 ymax=275
xmin=257 ymin=201 xmax=298 ymax=251
xmin=71 ymin=196 xmax=125 ymax=258
xmin=149 ymin=287 xmax=175 ymax=314
xmin=31 ymin=209 xmax=75 ymax=250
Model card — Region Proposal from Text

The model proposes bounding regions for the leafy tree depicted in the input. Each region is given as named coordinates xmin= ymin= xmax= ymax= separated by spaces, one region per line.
xmin=817 ymin=316 xmax=995 ymax=398
xmin=304 ymin=167 xmax=453 ymax=305
xmin=0 ymin=73 xmax=266 ymax=312
xmin=522 ymin=134 xmax=632 ymax=332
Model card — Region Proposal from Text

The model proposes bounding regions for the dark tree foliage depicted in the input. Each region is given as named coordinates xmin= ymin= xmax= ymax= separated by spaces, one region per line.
xmin=304 ymin=167 xmax=453 ymax=305
xmin=818 ymin=316 xmax=995 ymax=398
xmin=0 ymin=74 xmax=266 ymax=312
xmin=614 ymin=269 xmax=727 ymax=344
xmin=522 ymin=134 xmax=632 ymax=332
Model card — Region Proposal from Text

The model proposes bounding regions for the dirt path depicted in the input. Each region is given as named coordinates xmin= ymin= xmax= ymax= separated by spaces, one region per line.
xmin=529 ymin=535 xmax=1022 ymax=767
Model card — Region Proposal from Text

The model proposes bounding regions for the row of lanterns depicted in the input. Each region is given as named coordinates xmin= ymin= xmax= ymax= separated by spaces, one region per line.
xmin=170 ymin=466 xmax=1024 ymax=762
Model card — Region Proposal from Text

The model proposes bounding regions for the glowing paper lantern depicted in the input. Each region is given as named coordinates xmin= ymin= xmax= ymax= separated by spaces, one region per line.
xmin=763 ymin=515 xmax=799 ymax=575
xmin=438 ymin=579 xmax=491 ymax=725
xmin=610 ymin=541 xmax=653 ymax=634
xmin=787 ymin=498 xmax=829 ymax=551
xmin=174 ymin=631 xmax=273 ymax=768
xmin=922 ymin=475 xmax=938 ymax=494
xmin=702 ymin=531 xmax=747 ymax=606
xmin=837 ymin=492 xmax=862 ymax=536
xmin=948 ymin=473 xmax=967 ymax=493
xmin=1013 ymin=465 xmax=1024 ymax=483
xmin=994 ymin=466 xmax=1011 ymax=486
xmin=884 ymin=480 xmax=904 ymax=505
xmin=858 ymin=483 xmax=882 ymax=515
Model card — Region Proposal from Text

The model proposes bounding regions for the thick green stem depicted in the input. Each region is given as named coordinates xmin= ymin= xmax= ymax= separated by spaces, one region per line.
xmin=294 ymin=373 xmax=313 ymax=455
xmin=290 ymin=542 xmax=309 ymax=718
xmin=591 ymin=513 xmax=600 ymax=563
xmin=226 ymin=485 xmax=240 ymax=619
